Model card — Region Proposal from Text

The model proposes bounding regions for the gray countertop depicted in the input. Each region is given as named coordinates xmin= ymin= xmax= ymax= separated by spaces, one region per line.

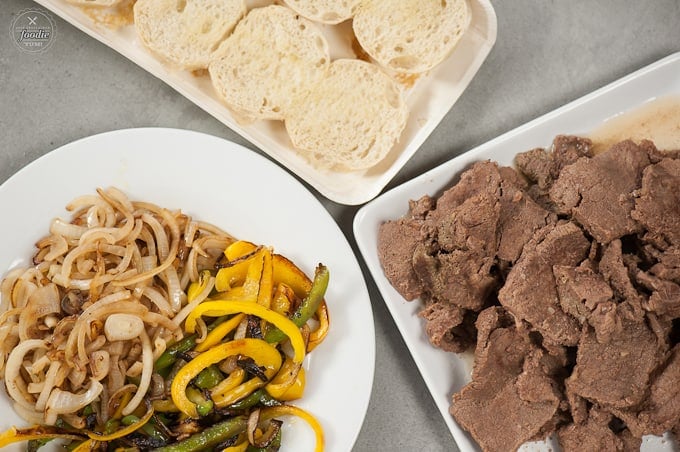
xmin=1 ymin=1 xmax=679 ymax=451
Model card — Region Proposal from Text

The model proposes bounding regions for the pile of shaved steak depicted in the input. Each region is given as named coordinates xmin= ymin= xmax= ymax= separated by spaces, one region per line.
xmin=378 ymin=136 xmax=680 ymax=451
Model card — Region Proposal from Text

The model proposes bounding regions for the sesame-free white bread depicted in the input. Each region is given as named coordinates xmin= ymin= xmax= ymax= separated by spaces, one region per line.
xmin=133 ymin=0 xmax=246 ymax=70
xmin=353 ymin=0 xmax=471 ymax=74
xmin=208 ymin=5 xmax=331 ymax=121
xmin=281 ymin=0 xmax=362 ymax=24
xmin=285 ymin=59 xmax=408 ymax=171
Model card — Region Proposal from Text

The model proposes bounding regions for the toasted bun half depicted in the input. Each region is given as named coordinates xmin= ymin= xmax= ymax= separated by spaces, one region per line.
xmin=281 ymin=0 xmax=362 ymax=24
xmin=208 ymin=5 xmax=331 ymax=121
xmin=285 ymin=59 xmax=408 ymax=171
xmin=133 ymin=0 xmax=246 ymax=70
xmin=352 ymin=0 xmax=471 ymax=74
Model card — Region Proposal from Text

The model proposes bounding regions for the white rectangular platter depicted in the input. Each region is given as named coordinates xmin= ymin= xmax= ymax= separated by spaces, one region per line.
xmin=33 ymin=0 xmax=497 ymax=205
xmin=353 ymin=52 xmax=680 ymax=451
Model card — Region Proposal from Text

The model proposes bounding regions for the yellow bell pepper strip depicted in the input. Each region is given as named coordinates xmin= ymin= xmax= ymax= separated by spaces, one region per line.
xmin=184 ymin=301 xmax=306 ymax=363
xmin=71 ymin=438 xmax=97 ymax=452
xmin=171 ymin=338 xmax=283 ymax=418
xmin=265 ymin=264 xmax=329 ymax=345
xmin=215 ymin=247 xmax=262 ymax=293
xmin=259 ymin=405 xmax=324 ymax=452
xmin=87 ymin=403 xmax=154 ymax=441
xmin=224 ymin=240 xmax=258 ymax=261
xmin=209 ymin=367 xmax=246 ymax=399
xmin=150 ymin=416 xmax=248 ymax=452
xmin=265 ymin=358 xmax=306 ymax=401
xmin=271 ymin=254 xmax=312 ymax=298
xmin=195 ymin=313 xmax=246 ymax=353
xmin=307 ymin=300 xmax=330 ymax=352
xmin=0 ymin=425 xmax=86 ymax=448
xmin=256 ymin=248 xmax=273 ymax=309
xmin=212 ymin=371 xmax=275 ymax=409
xmin=187 ymin=270 xmax=211 ymax=303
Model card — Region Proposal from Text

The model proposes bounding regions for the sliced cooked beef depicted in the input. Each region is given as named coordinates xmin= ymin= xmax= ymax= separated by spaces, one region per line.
xmin=377 ymin=136 xmax=680 ymax=451
xmin=515 ymin=135 xmax=593 ymax=191
xmin=377 ymin=217 xmax=426 ymax=300
xmin=418 ymin=301 xmax=476 ymax=353
xmin=450 ymin=308 xmax=561 ymax=452
xmin=557 ymin=407 xmax=641 ymax=452
xmin=553 ymin=264 xmax=613 ymax=324
xmin=412 ymin=245 xmax=497 ymax=311
xmin=635 ymin=271 xmax=680 ymax=319
xmin=649 ymin=246 xmax=680 ymax=284
xmin=498 ymin=221 xmax=590 ymax=346
xmin=549 ymin=140 xmax=651 ymax=243
xmin=566 ymin=316 xmax=664 ymax=409
xmin=497 ymin=168 xmax=556 ymax=263
xmin=611 ymin=344 xmax=680 ymax=438
xmin=632 ymin=157 xmax=680 ymax=248
xmin=425 ymin=160 xmax=502 ymax=228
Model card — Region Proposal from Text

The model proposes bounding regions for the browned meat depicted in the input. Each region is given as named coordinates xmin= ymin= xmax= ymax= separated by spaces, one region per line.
xmin=649 ymin=246 xmax=680 ymax=284
xmin=376 ymin=136 xmax=680 ymax=451
xmin=515 ymin=135 xmax=593 ymax=191
xmin=632 ymin=157 xmax=680 ymax=248
xmin=498 ymin=221 xmax=590 ymax=346
xmin=549 ymin=140 xmax=651 ymax=243
xmin=497 ymin=170 xmax=556 ymax=263
xmin=554 ymin=264 xmax=613 ymax=324
xmin=377 ymin=217 xmax=426 ymax=300
xmin=451 ymin=308 xmax=562 ymax=452
xmin=566 ymin=316 xmax=664 ymax=409
xmin=558 ymin=407 xmax=641 ymax=452
xmin=612 ymin=344 xmax=680 ymax=438
xmin=417 ymin=301 xmax=476 ymax=353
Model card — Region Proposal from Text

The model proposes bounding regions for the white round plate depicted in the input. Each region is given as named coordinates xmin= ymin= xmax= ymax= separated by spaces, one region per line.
xmin=0 ymin=127 xmax=375 ymax=452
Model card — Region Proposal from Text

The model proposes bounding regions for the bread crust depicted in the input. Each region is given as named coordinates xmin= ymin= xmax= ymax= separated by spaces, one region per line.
xmin=133 ymin=0 xmax=246 ymax=70
xmin=208 ymin=5 xmax=331 ymax=121
xmin=353 ymin=0 xmax=471 ymax=74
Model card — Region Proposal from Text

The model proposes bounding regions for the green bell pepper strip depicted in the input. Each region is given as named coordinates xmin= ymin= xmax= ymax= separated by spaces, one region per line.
xmin=193 ymin=365 xmax=224 ymax=390
xmin=226 ymin=388 xmax=280 ymax=411
xmin=150 ymin=416 xmax=247 ymax=452
xmin=155 ymin=316 xmax=231 ymax=372
xmin=264 ymin=264 xmax=329 ymax=344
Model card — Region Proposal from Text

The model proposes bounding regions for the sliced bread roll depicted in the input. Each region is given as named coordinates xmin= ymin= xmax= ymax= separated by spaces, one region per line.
xmin=353 ymin=0 xmax=471 ymax=74
xmin=133 ymin=0 xmax=246 ymax=70
xmin=281 ymin=0 xmax=362 ymax=24
xmin=285 ymin=59 xmax=408 ymax=171
xmin=209 ymin=5 xmax=331 ymax=122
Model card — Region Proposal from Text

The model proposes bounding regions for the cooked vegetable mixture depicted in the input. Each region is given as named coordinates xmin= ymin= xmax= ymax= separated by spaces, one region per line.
xmin=0 ymin=188 xmax=329 ymax=451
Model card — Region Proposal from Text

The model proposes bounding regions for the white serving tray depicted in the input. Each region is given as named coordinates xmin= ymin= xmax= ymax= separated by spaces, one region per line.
xmin=354 ymin=52 xmax=680 ymax=451
xmin=33 ymin=0 xmax=497 ymax=205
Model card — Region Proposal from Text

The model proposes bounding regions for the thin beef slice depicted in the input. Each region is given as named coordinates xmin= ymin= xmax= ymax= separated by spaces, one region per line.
xmin=549 ymin=140 xmax=651 ymax=243
xmin=612 ymin=344 xmax=680 ymax=438
xmin=498 ymin=221 xmax=590 ymax=346
xmin=565 ymin=316 xmax=663 ymax=409
xmin=450 ymin=308 xmax=561 ymax=452
xmin=632 ymin=157 xmax=680 ymax=248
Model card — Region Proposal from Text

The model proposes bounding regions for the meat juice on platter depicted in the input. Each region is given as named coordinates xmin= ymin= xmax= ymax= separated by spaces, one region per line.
xmin=377 ymin=96 xmax=680 ymax=452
